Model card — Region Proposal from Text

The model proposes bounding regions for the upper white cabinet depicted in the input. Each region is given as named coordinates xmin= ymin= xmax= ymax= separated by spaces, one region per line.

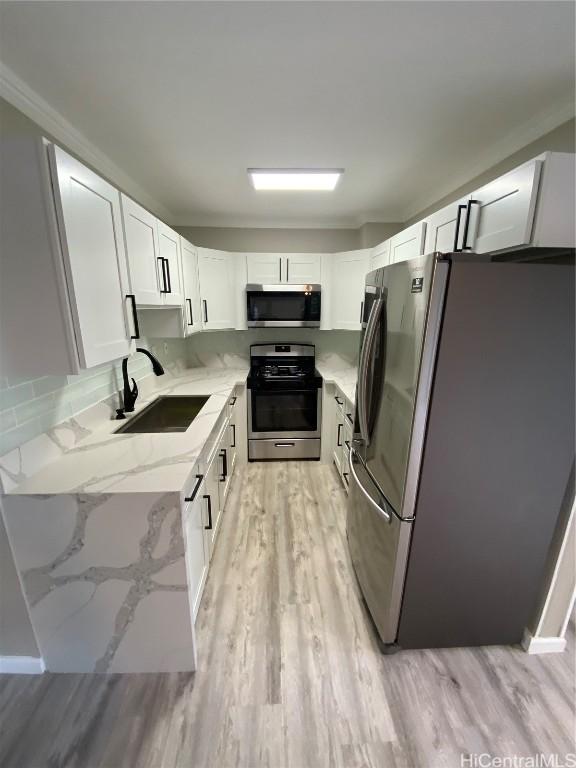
xmin=157 ymin=222 xmax=184 ymax=306
xmin=197 ymin=248 xmax=235 ymax=330
xmin=180 ymin=238 xmax=203 ymax=336
xmin=121 ymin=195 xmax=162 ymax=306
xmin=331 ymin=250 xmax=371 ymax=330
xmin=424 ymin=196 xmax=470 ymax=254
xmin=465 ymin=160 xmax=542 ymax=254
xmin=370 ymin=239 xmax=390 ymax=271
xmin=285 ymin=253 xmax=321 ymax=283
xmin=246 ymin=253 xmax=321 ymax=284
xmin=246 ymin=253 xmax=283 ymax=283
xmin=389 ymin=221 xmax=427 ymax=264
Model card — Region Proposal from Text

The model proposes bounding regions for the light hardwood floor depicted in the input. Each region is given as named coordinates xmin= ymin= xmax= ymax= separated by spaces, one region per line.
xmin=1 ymin=462 xmax=574 ymax=768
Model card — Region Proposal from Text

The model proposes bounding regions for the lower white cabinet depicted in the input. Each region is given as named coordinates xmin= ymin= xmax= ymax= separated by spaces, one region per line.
xmin=197 ymin=248 xmax=236 ymax=329
xmin=332 ymin=393 xmax=345 ymax=473
xmin=180 ymin=237 xmax=203 ymax=336
xmin=389 ymin=221 xmax=426 ymax=264
xmin=331 ymin=249 xmax=371 ymax=330
xmin=183 ymin=473 xmax=209 ymax=621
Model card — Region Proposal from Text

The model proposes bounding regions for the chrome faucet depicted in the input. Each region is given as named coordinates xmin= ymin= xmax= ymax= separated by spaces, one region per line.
xmin=116 ymin=347 xmax=165 ymax=419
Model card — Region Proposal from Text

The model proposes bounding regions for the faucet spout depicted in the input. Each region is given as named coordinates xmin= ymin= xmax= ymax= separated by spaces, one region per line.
xmin=117 ymin=347 xmax=165 ymax=417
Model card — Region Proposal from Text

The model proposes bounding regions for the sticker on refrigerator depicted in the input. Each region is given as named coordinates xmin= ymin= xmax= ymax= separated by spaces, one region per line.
xmin=411 ymin=277 xmax=424 ymax=293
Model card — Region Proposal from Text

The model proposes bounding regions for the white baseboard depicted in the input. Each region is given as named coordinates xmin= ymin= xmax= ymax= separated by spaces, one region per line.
xmin=521 ymin=629 xmax=567 ymax=655
xmin=0 ymin=655 xmax=45 ymax=674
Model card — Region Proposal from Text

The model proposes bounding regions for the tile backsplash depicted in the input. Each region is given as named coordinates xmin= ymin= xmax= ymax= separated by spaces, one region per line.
xmin=0 ymin=339 xmax=186 ymax=456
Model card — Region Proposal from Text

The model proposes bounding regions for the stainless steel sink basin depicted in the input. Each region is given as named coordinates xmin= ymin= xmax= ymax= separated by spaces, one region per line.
xmin=114 ymin=395 xmax=210 ymax=434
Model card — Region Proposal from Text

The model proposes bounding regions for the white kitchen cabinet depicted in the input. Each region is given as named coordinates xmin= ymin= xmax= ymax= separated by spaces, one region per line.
xmin=370 ymin=239 xmax=390 ymax=271
xmin=389 ymin=221 xmax=427 ymax=264
xmin=341 ymin=417 xmax=353 ymax=494
xmin=182 ymin=473 xmax=208 ymax=620
xmin=465 ymin=160 xmax=542 ymax=254
xmin=180 ymin=237 xmax=203 ymax=336
xmin=285 ymin=253 xmax=322 ymax=283
xmin=424 ymin=197 xmax=470 ymax=254
xmin=333 ymin=392 xmax=345 ymax=474
xmin=121 ymin=194 xmax=163 ymax=306
xmin=49 ymin=145 xmax=136 ymax=368
xmin=246 ymin=252 xmax=321 ymax=284
xmin=197 ymin=248 xmax=236 ymax=330
xmin=331 ymin=249 xmax=371 ymax=330
xmin=246 ymin=253 xmax=283 ymax=284
xmin=203 ymin=446 xmax=222 ymax=560
xmin=157 ymin=222 xmax=184 ymax=306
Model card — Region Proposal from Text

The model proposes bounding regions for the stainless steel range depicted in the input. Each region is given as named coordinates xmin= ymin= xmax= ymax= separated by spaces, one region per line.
xmin=247 ymin=343 xmax=322 ymax=461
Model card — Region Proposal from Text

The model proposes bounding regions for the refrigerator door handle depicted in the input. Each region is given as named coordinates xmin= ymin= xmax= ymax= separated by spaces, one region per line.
xmin=349 ymin=447 xmax=391 ymax=523
xmin=357 ymin=297 xmax=384 ymax=445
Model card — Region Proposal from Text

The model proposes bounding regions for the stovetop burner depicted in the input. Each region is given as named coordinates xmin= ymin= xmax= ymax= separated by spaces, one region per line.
xmin=247 ymin=343 xmax=322 ymax=391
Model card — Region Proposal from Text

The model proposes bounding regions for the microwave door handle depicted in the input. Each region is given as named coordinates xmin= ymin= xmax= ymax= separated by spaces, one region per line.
xmin=357 ymin=296 xmax=384 ymax=445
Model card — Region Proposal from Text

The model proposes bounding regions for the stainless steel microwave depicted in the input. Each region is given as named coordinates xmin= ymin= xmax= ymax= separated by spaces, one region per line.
xmin=246 ymin=284 xmax=321 ymax=327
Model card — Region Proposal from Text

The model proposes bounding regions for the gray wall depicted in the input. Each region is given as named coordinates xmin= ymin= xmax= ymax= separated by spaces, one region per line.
xmin=175 ymin=226 xmax=361 ymax=253
xmin=405 ymin=118 xmax=576 ymax=226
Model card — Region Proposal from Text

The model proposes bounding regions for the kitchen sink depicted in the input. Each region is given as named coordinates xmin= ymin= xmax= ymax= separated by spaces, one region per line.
xmin=114 ymin=395 xmax=210 ymax=434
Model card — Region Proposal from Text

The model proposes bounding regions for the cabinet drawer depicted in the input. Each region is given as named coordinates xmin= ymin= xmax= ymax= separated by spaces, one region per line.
xmin=249 ymin=438 xmax=320 ymax=461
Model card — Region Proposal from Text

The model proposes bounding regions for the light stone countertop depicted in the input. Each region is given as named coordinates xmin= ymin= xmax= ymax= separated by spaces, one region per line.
xmin=315 ymin=361 xmax=358 ymax=404
xmin=5 ymin=366 xmax=248 ymax=496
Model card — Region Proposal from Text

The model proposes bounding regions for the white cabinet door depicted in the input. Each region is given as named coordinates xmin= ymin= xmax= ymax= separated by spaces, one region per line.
xmin=370 ymin=240 xmax=390 ymax=271
xmin=180 ymin=238 xmax=203 ymax=336
xmin=121 ymin=195 xmax=162 ymax=306
xmin=285 ymin=253 xmax=321 ymax=284
xmin=467 ymin=160 xmax=542 ymax=254
xmin=246 ymin=253 xmax=283 ymax=284
xmin=331 ymin=249 xmax=371 ymax=330
xmin=424 ymin=197 xmax=470 ymax=254
xmin=197 ymin=248 xmax=235 ymax=330
xmin=158 ymin=222 xmax=184 ymax=306
xmin=49 ymin=145 xmax=133 ymax=368
xmin=389 ymin=221 xmax=426 ymax=264
xmin=183 ymin=475 xmax=208 ymax=620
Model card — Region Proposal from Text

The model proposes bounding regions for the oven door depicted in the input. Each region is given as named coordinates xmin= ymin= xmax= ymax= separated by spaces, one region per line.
xmin=246 ymin=285 xmax=321 ymax=327
xmin=249 ymin=388 xmax=321 ymax=439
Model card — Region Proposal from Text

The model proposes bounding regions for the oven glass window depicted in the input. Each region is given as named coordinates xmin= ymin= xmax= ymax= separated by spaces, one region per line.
xmin=252 ymin=390 xmax=318 ymax=433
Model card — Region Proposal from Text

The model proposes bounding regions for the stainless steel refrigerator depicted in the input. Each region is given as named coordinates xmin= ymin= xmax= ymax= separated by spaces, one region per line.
xmin=347 ymin=252 xmax=574 ymax=650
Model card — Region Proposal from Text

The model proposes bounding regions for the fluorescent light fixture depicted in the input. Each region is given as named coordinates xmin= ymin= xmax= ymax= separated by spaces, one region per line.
xmin=248 ymin=168 xmax=343 ymax=191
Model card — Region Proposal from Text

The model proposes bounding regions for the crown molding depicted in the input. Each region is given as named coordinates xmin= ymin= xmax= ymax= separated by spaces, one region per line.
xmin=402 ymin=97 xmax=576 ymax=222
xmin=0 ymin=62 xmax=174 ymax=222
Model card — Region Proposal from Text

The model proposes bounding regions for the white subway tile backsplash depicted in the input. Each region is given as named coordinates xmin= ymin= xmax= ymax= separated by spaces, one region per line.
xmin=0 ymin=382 xmax=35 ymax=410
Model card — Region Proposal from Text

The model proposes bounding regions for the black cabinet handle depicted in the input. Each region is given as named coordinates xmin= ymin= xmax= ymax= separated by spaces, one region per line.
xmin=453 ymin=204 xmax=467 ymax=252
xmin=279 ymin=257 xmax=282 ymax=282
xmin=334 ymin=396 xmax=343 ymax=405
xmin=220 ymin=448 xmax=228 ymax=482
xmin=203 ymin=494 xmax=212 ymax=530
xmin=346 ymin=412 xmax=353 ymax=424
xmin=360 ymin=301 xmax=364 ymax=324
xmin=462 ymin=199 xmax=480 ymax=251
xmin=344 ymin=440 xmax=351 ymax=450
xmin=203 ymin=299 xmax=208 ymax=323
xmin=126 ymin=294 xmax=140 ymax=340
xmin=337 ymin=423 xmax=343 ymax=447
xmin=184 ymin=474 xmax=203 ymax=502
xmin=158 ymin=257 xmax=168 ymax=293
xmin=229 ymin=396 xmax=237 ymax=406
xmin=342 ymin=472 xmax=350 ymax=487
xmin=286 ymin=257 xmax=289 ymax=282
xmin=186 ymin=298 xmax=193 ymax=326
xmin=164 ymin=258 xmax=172 ymax=293
xmin=230 ymin=423 xmax=236 ymax=448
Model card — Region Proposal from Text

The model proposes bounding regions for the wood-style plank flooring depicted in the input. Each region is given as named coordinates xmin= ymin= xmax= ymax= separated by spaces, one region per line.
xmin=1 ymin=462 xmax=574 ymax=768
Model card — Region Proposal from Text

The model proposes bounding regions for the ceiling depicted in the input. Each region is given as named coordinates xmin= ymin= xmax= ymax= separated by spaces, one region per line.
xmin=0 ymin=1 xmax=574 ymax=227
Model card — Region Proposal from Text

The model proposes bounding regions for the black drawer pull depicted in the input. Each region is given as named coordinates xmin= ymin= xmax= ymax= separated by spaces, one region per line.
xmin=126 ymin=294 xmax=140 ymax=340
xmin=344 ymin=440 xmax=351 ymax=450
xmin=334 ymin=396 xmax=343 ymax=405
xmin=203 ymin=494 xmax=212 ymax=530
xmin=220 ymin=448 xmax=228 ymax=482
xmin=229 ymin=396 xmax=237 ymax=406
xmin=342 ymin=472 xmax=350 ymax=487
xmin=346 ymin=412 xmax=353 ymax=424
xmin=230 ymin=423 xmax=236 ymax=448
xmin=337 ymin=423 xmax=343 ymax=447
xmin=186 ymin=298 xmax=193 ymax=326
xmin=184 ymin=474 xmax=203 ymax=502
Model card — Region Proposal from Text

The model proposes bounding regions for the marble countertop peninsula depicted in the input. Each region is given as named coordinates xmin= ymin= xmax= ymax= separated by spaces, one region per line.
xmin=4 ymin=366 xmax=248 ymax=496
xmin=316 ymin=361 xmax=358 ymax=403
